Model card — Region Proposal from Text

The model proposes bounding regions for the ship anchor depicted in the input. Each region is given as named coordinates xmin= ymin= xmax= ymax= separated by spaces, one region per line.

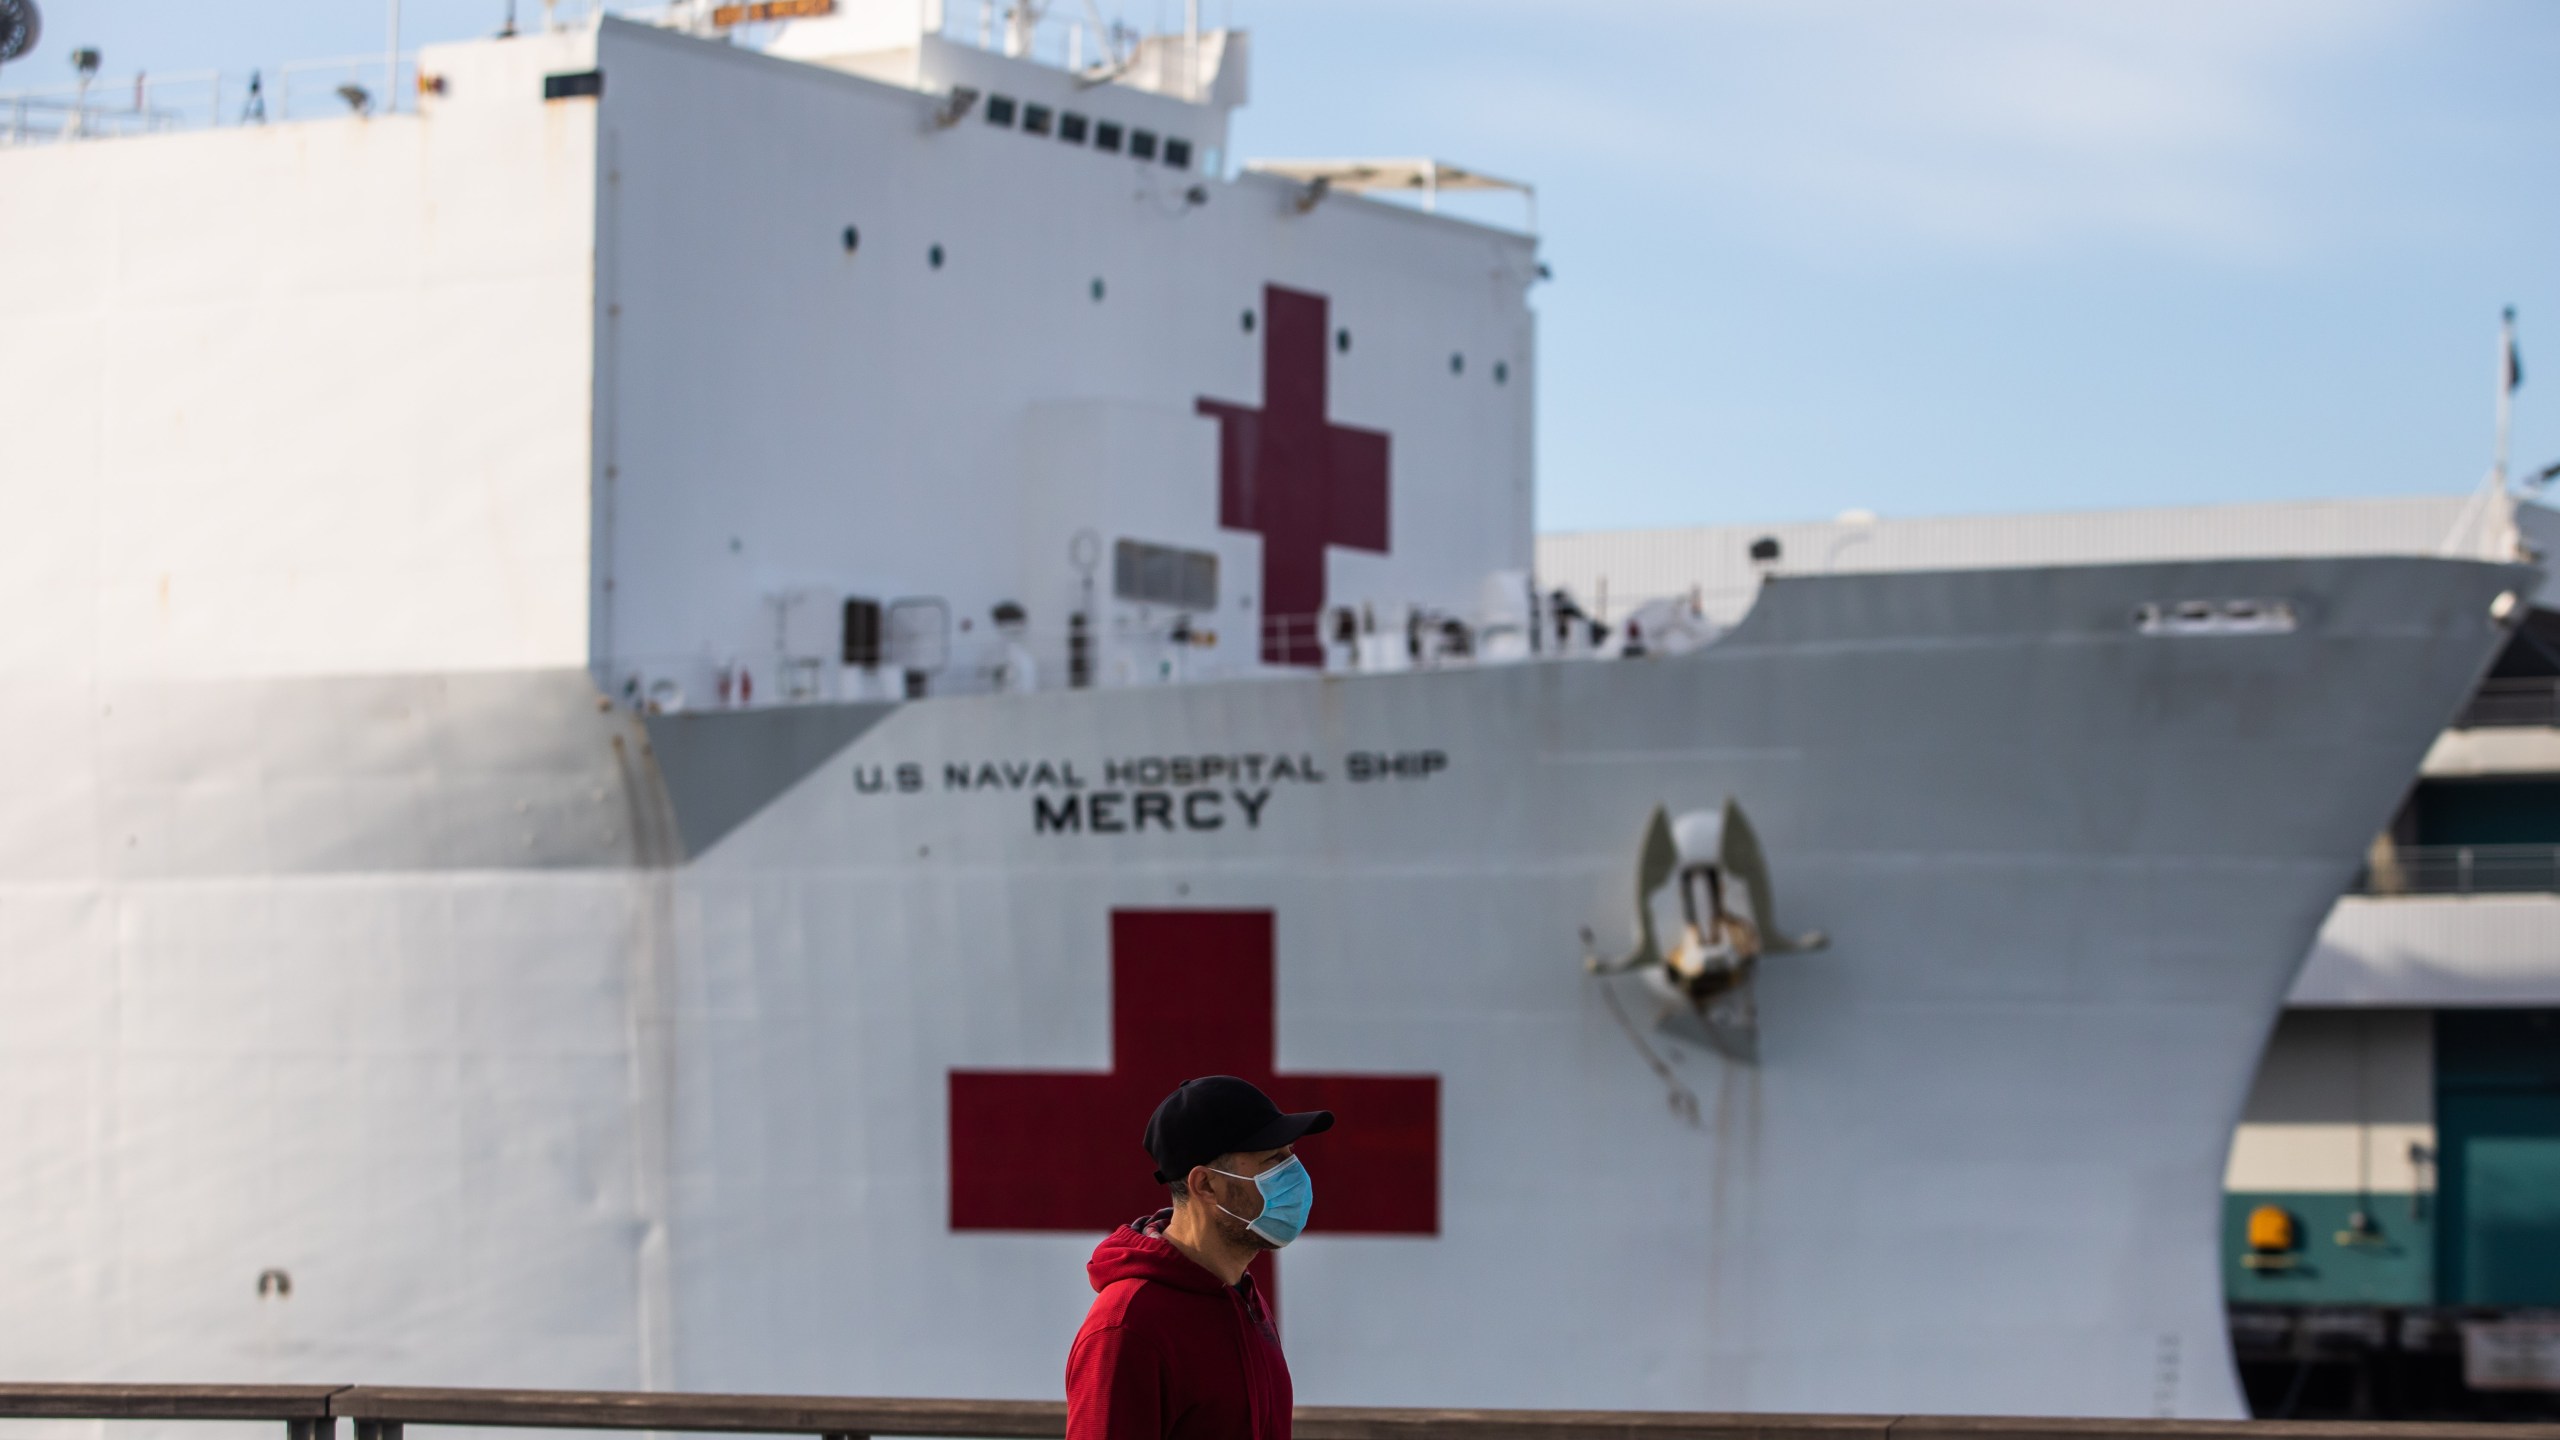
xmin=1582 ymin=799 xmax=1827 ymax=1115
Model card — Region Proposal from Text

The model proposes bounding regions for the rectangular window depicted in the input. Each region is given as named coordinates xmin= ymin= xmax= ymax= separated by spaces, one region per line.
xmin=1022 ymin=103 xmax=1053 ymax=136
xmin=842 ymin=598 xmax=884 ymax=668
xmin=1128 ymin=129 xmax=1158 ymax=161
xmin=1163 ymin=137 xmax=1192 ymax=170
xmin=984 ymin=94 xmax=1017 ymax=127
xmin=1094 ymin=121 xmax=1123 ymax=153
xmin=543 ymin=70 xmax=603 ymax=100
xmin=1059 ymin=112 xmax=1089 ymax=144
xmin=1113 ymin=539 xmax=1219 ymax=613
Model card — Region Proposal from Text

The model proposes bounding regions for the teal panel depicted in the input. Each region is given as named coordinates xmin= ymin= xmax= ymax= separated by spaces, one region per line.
xmin=2436 ymin=1009 xmax=2560 ymax=1306
xmin=2223 ymin=1191 xmax=2433 ymax=1305
xmin=2413 ymin=778 xmax=2560 ymax=846
xmin=2439 ymin=1095 xmax=2560 ymax=1304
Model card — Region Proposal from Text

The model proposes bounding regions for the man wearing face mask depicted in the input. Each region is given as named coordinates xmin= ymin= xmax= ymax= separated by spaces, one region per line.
xmin=1066 ymin=1075 xmax=1326 ymax=1440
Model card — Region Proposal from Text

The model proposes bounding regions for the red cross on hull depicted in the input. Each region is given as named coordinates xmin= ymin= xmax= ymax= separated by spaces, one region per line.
xmin=948 ymin=910 xmax=1440 ymax=1313
xmin=1198 ymin=287 xmax=1391 ymax=667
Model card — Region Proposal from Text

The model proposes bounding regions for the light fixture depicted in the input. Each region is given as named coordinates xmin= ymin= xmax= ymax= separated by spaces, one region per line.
xmin=2241 ymin=1203 xmax=2299 ymax=1270
xmin=933 ymin=85 xmax=979 ymax=129
xmin=0 ymin=0 xmax=41 ymax=70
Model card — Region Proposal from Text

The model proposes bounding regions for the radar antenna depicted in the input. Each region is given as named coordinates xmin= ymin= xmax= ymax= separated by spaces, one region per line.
xmin=0 ymin=0 xmax=41 ymax=70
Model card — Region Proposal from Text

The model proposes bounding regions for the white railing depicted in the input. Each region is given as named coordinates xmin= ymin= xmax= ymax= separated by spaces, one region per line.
xmin=2 ymin=69 xmax=217 ymax=142
xmin=482 ymin=0 xmax=1143 ymax=76
xmin=952 ymin=2 xmax=1141 ymax=77
xmin=605 ymin=593 xmax=1727 ymax=714
xmin=2 ymin=55 xmax=417 ymax=145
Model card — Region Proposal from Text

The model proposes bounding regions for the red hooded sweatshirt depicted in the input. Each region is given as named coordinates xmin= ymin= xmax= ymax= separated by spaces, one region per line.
xmin=1066 ymin=1211 xmax=1291 ymax=1440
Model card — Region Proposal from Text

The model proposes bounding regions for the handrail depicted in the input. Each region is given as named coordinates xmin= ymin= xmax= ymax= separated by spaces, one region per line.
xmin=2354 ymin=843 xmax=2560 ymax=897
xmin=0 ymin=1384 xmax=340 ymax=1420
xmin=2454 ymin=676 xmax=2560 ymax=730
xmin=0 ymin=1384 xmax=2556 ymax=1440
xmin=335 ymin=1387 xmax=1062 ymax=1436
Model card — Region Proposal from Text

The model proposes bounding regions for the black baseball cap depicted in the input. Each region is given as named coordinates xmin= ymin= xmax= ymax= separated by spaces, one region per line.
xmin=1144 ymin=1076 xmax=1334 ymax=1183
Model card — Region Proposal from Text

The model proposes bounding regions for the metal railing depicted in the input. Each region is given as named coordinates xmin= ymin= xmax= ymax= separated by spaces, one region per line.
xmin=607 ymin=596 xmax=1714 ymax=713
xmin=3 ymin=1383 xmax=2556 ymax=1440
xmin=2356 ymin=844 xmax=2560 ymax=897
xmin=2455 ymin=677 xmax=2560 ymax=730
xmin=3 ymin=56 xmax=418 ymax=144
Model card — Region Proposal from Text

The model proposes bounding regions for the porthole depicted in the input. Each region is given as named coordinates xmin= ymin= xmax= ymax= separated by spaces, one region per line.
xmin=1091 ymin=277 xmax=1106 ymax=302
xmin=841 ymin=225 xmax=859 ymax=254
xmin=929 ymin=243 xmax=945 ymax=269
xmin=1494 ymin=360 xmax=1509 ymax=384
xmin=1241 ymin=309 xmax=1256 ymax=334
xmin=1449 ymin=352 xmax=1464 ymax=375
xmin=1335 ymin=328 xmax=1351 ymax=354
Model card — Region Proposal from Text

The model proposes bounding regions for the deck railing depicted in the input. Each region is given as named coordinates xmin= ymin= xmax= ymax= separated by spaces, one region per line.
xmin=606 ymin=595 xmax=1703 ymax=712
xmin=1 ymin=56 xmax=422 ymax=144
xmin=2 ymin=1383 xmax=2557 ymax=1440
xmin=2454 ymin=677 xmax=2560 ymax=730
xmin=2356 ymin=843 xmax=2560 ymax=897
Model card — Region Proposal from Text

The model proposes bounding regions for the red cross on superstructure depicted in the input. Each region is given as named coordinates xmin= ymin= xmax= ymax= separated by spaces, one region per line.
xmin=1197 ymin=286 xmax=1392 ymax=667
xmin=948 ymin=909 xmax=1439 ymax=1314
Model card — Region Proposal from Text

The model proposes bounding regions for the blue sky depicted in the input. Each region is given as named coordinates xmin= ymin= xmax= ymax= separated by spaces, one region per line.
xmin=14 ymin=0 xmax=2556 ymax=531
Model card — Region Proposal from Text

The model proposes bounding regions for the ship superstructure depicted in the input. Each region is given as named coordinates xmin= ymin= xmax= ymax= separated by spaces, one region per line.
xmin=0 ymin=3 xmax=2539 ymax=1421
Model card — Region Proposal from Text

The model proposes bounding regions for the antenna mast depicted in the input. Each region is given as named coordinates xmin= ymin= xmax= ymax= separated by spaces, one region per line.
xmin=2495 ymin=306 xmax=2520 ymax=489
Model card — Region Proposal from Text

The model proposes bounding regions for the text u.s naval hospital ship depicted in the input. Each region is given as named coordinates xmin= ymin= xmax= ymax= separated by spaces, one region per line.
xmin=0 ymin=0 xmax=2540 ymax=1420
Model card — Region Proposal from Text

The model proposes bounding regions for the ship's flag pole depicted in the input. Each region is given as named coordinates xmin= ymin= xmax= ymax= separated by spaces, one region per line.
xmin=2495 ymin=305 xmax=2523 ymax=488
xmin=2441 ymin=307 xmax=2527 ymax=558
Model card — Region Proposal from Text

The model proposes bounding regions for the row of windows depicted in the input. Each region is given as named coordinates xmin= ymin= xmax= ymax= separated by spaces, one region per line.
xmin=838 ymin=231 xmax=1516 ymax=384
xmin=983 ymin=92 xmax=1193 ymax=170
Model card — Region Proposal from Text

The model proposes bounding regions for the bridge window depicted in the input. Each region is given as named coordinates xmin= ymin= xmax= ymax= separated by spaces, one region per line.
xmin=984 ymin=94 xmax=1016 ymax=127
xmin=1163 ymin=137 xmax=1192 ymax=169
xmin=1022 ymin=104 xmax=1053 ymax=135
xmin=1095 ymin=121 xmax=1123 ymax=152
xmin=1059 ymin=112 xmax=1089 ymax=144
xmin=1129 ymin=129 xmax=1158 ymax=160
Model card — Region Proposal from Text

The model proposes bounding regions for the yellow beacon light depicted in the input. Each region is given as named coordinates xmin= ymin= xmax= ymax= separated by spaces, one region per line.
xmin=2244 ymin=1204 xmax=2300 ymax=1267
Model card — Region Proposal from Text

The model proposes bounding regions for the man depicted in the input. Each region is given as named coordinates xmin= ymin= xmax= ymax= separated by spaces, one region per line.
xmin=1067 ymin=1075 xmax=1328 ymax=1440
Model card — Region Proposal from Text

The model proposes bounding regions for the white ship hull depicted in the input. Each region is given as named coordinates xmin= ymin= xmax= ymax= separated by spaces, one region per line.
xmin=0 ymin=556 xmax=2520 ymax=1417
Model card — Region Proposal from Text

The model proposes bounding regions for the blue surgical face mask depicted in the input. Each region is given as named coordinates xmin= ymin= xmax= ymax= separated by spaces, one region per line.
xmin=1210 ymin=1155 xmax=1313 ymax=1248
